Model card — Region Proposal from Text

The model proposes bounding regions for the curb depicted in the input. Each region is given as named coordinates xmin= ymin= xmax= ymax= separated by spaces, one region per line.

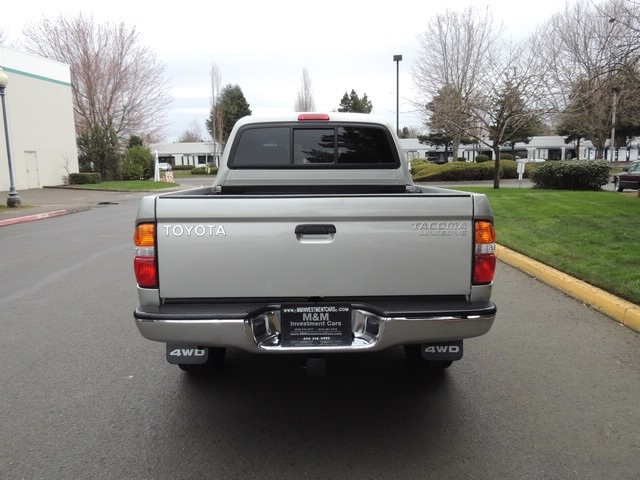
xmin=496 ymin=244 xmax=640 ymax=333
xmin=0 ymin=206 xmax=91 ymax=227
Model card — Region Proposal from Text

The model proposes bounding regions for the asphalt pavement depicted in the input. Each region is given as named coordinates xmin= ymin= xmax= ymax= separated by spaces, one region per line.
xmin=1 ymin=183 xmax=638 ymax=333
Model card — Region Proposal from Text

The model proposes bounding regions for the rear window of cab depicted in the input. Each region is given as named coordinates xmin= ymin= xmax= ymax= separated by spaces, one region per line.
xmin=230 ymin=125 xmax=400 ymax=168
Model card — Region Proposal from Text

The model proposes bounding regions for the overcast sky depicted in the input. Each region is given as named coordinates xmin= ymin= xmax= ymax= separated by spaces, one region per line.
xmin=2 ymin=0 xmax=566 ymax=142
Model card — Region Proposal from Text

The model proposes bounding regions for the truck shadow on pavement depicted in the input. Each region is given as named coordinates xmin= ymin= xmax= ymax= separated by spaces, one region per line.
xmin=146 ymin=348 xmax=469 ymax=477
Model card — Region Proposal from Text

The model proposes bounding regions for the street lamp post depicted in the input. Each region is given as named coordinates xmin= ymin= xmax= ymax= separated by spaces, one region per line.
xmin=0 ymin=67 xmax=21 ymax=207
xmin=393 ymin=55 xmax=402 ymax=136
xmin=610 ymin=87 xmax=618 ymax=163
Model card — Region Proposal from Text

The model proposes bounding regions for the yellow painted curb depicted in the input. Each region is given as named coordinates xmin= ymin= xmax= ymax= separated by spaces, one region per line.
xmin=496 ymin=244 xmax=640 ymax=334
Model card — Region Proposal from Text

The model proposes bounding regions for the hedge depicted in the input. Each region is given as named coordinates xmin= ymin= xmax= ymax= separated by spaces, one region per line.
xmin=529 ymin=160 xmax=612 ymax=190
xmin=69 ymin=172 xmax=102 ymax=184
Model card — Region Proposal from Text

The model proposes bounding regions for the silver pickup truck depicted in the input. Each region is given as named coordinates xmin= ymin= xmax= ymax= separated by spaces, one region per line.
xmin=133 ymin=113 xmax=497 ymax=374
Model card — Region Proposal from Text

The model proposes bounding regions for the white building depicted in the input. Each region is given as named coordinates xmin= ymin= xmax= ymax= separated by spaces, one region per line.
xmin=0 ymin=46 xmax=78 ymax=191
xmin=150 ymin=141 xmax=223 ymax=168
xmin=399 ymin=136 xmax=640 ymax=163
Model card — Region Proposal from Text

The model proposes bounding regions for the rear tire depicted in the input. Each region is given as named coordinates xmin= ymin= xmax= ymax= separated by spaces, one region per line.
xmin=403 ymin=345 xmax=453 ymax=371
xmin=178 ymin=347 xmax=226 ymax=373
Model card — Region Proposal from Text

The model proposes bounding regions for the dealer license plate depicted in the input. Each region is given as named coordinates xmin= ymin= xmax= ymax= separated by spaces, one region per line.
xmin=281 ymin=304 xmax=352 ymax=347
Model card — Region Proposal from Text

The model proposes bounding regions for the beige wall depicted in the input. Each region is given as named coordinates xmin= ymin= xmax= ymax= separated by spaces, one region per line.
xmin=0 ymin=47 xmax=78 ymax=191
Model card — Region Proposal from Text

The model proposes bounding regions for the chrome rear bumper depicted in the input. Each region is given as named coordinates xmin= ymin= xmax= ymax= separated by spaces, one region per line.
xmin=135 ymin=303 xmax=496 ymax=354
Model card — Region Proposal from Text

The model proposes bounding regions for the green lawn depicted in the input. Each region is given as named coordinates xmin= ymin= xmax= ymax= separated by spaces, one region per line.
xmin=459 ymin=187 xmax=640 ymax=305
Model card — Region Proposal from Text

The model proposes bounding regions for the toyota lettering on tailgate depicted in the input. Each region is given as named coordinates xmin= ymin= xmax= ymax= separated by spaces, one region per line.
xmin=162 ymin=224 xmax=227 ymax=237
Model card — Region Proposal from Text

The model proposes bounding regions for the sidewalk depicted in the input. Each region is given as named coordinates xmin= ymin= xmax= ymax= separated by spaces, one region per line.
xmin=0 ymin=186 xmax=143 ymax=227
xmin=1 ymin=185 xmax=639 ymax=333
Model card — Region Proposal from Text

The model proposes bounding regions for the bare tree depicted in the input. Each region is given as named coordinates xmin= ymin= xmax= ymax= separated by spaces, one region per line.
xmin=207 ymin=62 xmax=224 ymax=165
xmin=21 ymin=13 xmax=171 ymax=142
xmin=414 ymin=6 xmax=552 ymax=187
xmin=412 ymin=6 xmax=502 ymax=160
xmin=294 ymin=68 xmax=316 ymax=112
xmin=541 ymin=0 xmax=640 ymax=158
xmin=472 ymin=40 xmax=553 ymax=186
xmin=178 ymin=119 xmax=204 ymax=143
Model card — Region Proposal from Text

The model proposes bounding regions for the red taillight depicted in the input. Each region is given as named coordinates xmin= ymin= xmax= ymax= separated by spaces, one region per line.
xmin=134 ymin=257 xmax=158 ymax=288
xmin=473 ymin=254 xmax=497 ymax=284
xmin=473 ymin=221 xmax=496 ymax=285
xmin=134 ymin=223 xmax=157 ymax=288
xmin=298 ymin=113 xmax=330 ymax=121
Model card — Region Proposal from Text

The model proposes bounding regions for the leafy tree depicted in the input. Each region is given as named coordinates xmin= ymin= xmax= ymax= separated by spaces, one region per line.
xmin=399 ymin=126 xmax=419 ymax=138
xmin=207 ymin=84 xmax=252 ymax=143
xmin=77 ymin=125 xmax=122 ymax=180
xmin=418 ymin=132 xmax=454 ymax=159
xmin=128 ymin=135 xmax=144 ymax=148
xmin=338 ymin=89 xmax=373 ymax=113
xmin=22 ymin=13 xmax=171 ymax=142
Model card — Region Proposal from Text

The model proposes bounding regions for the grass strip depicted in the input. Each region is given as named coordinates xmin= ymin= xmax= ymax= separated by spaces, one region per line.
xmin=67 ymin=180 xmax=179 ymax=190
xmin=459 ymin=187 xmax=640 ymax=305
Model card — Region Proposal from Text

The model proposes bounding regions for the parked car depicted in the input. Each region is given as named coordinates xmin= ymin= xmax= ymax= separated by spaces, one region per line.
xmin=523 ymin=157 xmax=546 ymax=163
xmin=613 ymin=161 xmax=640 ymax=192
xmin=158 ymin=162 xmax=172 ymax=171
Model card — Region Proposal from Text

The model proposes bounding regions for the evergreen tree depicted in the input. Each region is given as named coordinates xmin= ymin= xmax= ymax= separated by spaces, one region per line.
xmin=207 ymin=84 xmax=252 ymax=143
xmin=77 ymin=125 xmax=122 ymax=180
xmin=338 ymin=89 xmax=373 ymax=113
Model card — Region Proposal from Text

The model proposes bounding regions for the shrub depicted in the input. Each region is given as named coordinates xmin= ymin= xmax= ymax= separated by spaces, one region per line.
xmin=69 ymin=172 xmax=102 ymax=184
xmin=124 ymin=146 xmax=154 ymax=179
xmin=475 ymin=154 xmax=490 ymax=163
xmin=411 ymin=159 xmax=429 ymax=169
xmin=191 ymin=164 xmax=218 ymax=175
xmin=173 ymin=165 xmax=196 ymax=171
xmin=120 ymin=160 xmax=144 ymax=180
xmin=530 ymin=160 xmax=612 ymax=190
xmin=500 ymin=153 xmax=514 ymax=161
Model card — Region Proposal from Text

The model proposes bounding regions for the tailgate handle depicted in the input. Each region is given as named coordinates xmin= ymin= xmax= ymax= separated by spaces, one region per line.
xmin=295 ymin=224 xmax=336 ymax=235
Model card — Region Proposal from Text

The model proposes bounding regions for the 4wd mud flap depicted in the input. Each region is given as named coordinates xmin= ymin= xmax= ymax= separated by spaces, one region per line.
xmin=166 ymin=344 xmax=209 ymax=364
xmin=421 ymin=340 xmax=463 ymax=361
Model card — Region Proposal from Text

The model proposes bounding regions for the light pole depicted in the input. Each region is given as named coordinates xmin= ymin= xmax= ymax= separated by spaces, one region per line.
xmin=610 ymin=86 xmax=619 ymax=163
xmin=393 ymin=54 xmax=402 ymax=136
xmin=0 ymin=67 xmax=21 ymax=207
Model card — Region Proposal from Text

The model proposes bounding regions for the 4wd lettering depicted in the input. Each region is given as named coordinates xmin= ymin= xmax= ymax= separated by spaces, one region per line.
xmin=411 ymin=222 xmax=468 ymax=237
xmin=162 ymin=224 xmax=227 ymax=237
xmin=169 ymin=348 xmax=206 ymax=357
xmin=424 ymin=345 xmax=460 ymax=353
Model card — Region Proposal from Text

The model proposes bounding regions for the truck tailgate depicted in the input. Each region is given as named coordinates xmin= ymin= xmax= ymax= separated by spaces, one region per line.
xmin=155 ymin=193 xmax=475 ymax=299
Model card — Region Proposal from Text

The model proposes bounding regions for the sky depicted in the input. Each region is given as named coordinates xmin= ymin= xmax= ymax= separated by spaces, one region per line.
xmin=2 ymin=0 xmax=567 ymax=142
